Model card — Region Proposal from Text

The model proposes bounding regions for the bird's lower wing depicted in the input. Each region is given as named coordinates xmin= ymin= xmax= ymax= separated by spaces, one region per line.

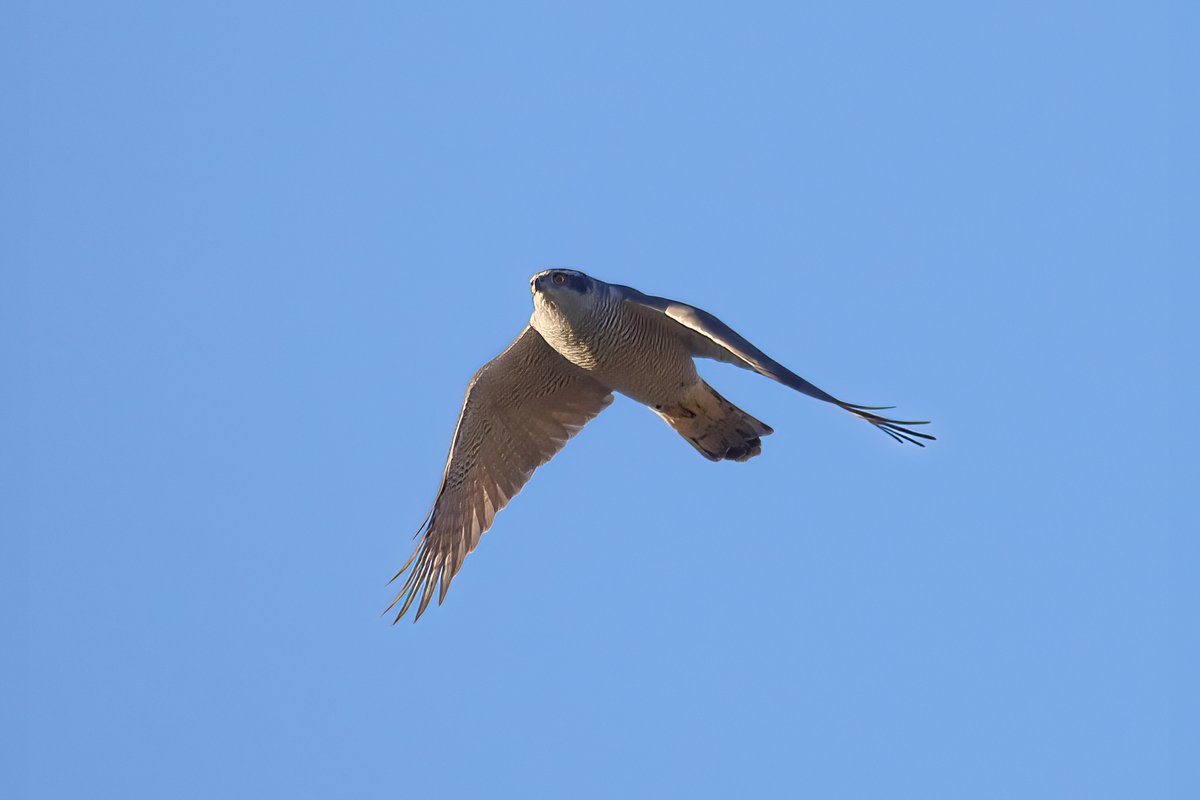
xmin=389 ymin=327 xmax=613 ymax=622
xmin=614 ymin=285 xmax=934 ymax=446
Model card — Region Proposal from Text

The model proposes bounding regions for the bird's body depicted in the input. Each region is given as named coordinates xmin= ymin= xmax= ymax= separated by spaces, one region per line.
xmin=388 ymin=269 xmax=933 ymax=621
xmin=531 ymin=274 xmax=773 ymax=460
xmin=532 ymin=280 xmax=696 ymax=406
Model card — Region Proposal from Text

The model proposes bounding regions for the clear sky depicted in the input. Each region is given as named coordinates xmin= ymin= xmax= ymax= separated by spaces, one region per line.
xmin=6 ymin=2 xmax=1192 ymax=798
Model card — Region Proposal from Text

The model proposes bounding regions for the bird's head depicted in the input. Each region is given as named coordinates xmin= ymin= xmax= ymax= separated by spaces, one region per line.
xmin=530 ymin=269 xmax=601 ymax=316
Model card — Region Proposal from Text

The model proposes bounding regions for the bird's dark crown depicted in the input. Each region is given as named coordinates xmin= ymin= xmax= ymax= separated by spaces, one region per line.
xmin=533 ymin=269 xmax=594 ymax=294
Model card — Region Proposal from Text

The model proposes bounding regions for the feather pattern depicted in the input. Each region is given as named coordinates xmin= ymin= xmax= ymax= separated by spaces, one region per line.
xmin=387 ymin=326 xmax=613 ymax=622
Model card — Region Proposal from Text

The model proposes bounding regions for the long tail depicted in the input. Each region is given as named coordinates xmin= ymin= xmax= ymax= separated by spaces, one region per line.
xmin=654 ymin=381 xmax=773 ymax=462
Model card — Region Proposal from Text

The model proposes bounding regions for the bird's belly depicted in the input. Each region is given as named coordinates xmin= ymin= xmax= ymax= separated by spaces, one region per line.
xmin=591 ymin=346 xmax=699 ymax=408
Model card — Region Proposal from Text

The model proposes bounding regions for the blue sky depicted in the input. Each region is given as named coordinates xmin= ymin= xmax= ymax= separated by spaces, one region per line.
xmin=6 ymin=2 xmax=1192 ymax=798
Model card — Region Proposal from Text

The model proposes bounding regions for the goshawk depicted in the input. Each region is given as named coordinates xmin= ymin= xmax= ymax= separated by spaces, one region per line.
xmin=389 ymin=270 xmax=933 ymax=621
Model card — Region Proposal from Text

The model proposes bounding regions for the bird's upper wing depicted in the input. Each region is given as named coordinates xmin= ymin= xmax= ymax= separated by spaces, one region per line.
xmin=613 ymin=284 xmax=934 ymax=446
xmin=389 ymin=326 xmax=613 ymax=622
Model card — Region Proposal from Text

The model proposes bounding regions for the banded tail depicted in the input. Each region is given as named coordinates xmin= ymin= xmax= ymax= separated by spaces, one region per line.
xmin=654 ymin=381 xmax=773 ymax=462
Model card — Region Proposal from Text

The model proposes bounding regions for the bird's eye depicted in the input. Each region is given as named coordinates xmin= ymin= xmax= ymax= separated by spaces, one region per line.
xmin=553 ymin=273 xmax=567 ymax=285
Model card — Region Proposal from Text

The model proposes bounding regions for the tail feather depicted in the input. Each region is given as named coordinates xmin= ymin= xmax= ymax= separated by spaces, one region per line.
xmin=655 ymin=381 xmax=772 ymax=462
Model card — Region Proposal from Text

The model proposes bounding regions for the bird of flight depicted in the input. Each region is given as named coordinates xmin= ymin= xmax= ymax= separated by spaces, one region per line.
xmin=389 ymin=269 xmax=934 ymax=621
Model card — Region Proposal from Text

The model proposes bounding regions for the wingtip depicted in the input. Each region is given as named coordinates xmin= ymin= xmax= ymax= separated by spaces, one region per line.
xmin=876 ymin=421 xmax=935 ymax=446
xmin=844 ymin=402 xmax=897 ymax=411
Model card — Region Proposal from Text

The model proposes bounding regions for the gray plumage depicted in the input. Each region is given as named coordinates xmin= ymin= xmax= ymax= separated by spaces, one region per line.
xmin=388 ymin=269 xmax=933 ymax=621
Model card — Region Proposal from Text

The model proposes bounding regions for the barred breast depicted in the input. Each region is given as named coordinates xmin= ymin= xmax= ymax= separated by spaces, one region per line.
xmin=581 ymin=298 xmax=699 ymax=407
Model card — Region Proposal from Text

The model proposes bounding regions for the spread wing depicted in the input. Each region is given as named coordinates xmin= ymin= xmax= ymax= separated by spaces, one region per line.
xmin=389 ymin=326 xmax=613 ymax=622
xmin=615 ymin=284 xmax=934 ymax=446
